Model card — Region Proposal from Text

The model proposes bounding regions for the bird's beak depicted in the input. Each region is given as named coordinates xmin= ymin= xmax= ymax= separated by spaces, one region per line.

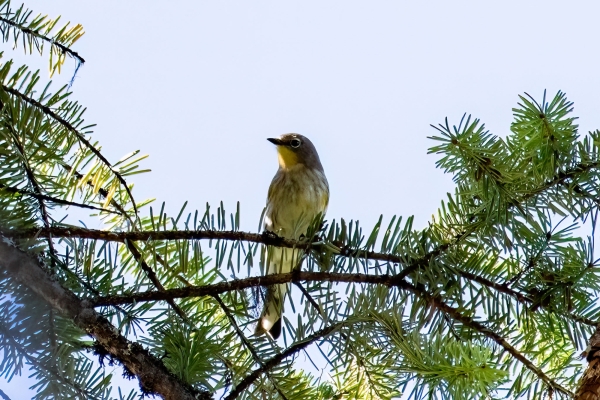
xmin=267 ymin=138 xmax=284 ymax=146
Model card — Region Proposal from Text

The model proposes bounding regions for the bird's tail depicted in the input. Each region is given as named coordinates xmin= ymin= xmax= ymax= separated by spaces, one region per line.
xmin=254 ymin=247 xmax=300 ymax=339
xmin=254 ymin=283 xmax=287 ymax=339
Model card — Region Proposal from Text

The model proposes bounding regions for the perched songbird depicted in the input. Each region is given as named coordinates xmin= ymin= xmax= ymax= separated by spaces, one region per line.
xmin=255 ymin=134 xmax=329 ymax=339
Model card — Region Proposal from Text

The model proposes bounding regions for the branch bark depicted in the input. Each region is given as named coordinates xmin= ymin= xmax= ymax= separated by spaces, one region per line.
xmin=7 ymin=225 xmax=453 ymax=272
xmin=0 ymin=238 xmax=211 ymax=400
xmin=577 ymin=324 xmax=600 ymax=399
xmin=92 ymin=271 xmax=410 ymax=307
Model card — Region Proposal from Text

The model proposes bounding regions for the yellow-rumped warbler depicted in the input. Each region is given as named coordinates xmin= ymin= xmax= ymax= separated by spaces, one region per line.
xmin=255 ymin=133 xmax=329 ymax=339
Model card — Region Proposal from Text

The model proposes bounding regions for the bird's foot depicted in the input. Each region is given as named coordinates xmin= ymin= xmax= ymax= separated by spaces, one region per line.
xmin=262 ymin=230 xmax=283 ymax=244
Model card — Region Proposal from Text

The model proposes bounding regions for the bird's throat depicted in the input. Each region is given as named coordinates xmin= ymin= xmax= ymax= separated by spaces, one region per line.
xmin=277 ymin=146 xmax=299 ymax=169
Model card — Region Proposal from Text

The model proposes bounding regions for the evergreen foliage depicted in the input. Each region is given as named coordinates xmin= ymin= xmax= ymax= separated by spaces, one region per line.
xmin=1 ymin=1 xmax=600 ymax=399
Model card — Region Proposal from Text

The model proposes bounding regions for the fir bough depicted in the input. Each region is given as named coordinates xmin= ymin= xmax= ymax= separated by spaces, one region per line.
xmin=2 ymin=2 xmax=600 ymax=400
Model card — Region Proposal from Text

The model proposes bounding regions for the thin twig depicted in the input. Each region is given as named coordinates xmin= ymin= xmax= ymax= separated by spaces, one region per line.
xmin=125 ymin=240 xmax=189 ymax=322
xmin=457 ymin=268 xmax=533 ymax=303
xmin=295 ymin=282 xmax=384 ymax=398
xmin=521 ymin=161 xmax=600 ymax=203
xmin=224 ymin=322 xmax=344 ymax=400
xmin=60 ymin=161 xmax=191 ymax=327
xmin=3 ymin=110 xmax=63 ymax=371
xmin=60 ymin=163 xmax=131 ymax=219
xmin=0 ymin=181 xmax=118 ymax=214
xmin=213 ymin=296 xmax=289 ymax=400
xmin=60 ymin=162 xmax=193 ymax=333
xmin=293 ymin=282 xmax=324 ymax=318
xmin=2 ymin=85 xmax=137 ymax=213
xmin=562 ymin=180 xmax=600 ymax=209
xmin=49 ymin=252 xmax=139 ymax=327
xmin=0 ymin=16 xmax=85 ymax=64
xmin=457 ymin=267 xmax=597 ymax=325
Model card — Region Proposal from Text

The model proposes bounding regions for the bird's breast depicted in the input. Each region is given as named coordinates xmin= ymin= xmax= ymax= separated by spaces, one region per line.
xmin=265 ymin=165 xmax=329 ymax=239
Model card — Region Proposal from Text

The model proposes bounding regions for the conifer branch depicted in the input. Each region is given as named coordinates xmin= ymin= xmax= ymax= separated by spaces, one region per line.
xmin=524 ymin=161 xmax=600 ymax=201
xmin=50 ymin=253 xmax=141 ymax=328
xmin=7 ymin=225 xmax=450 ymax=268
xmin=0 ymin=238 xmax=211 ymax=400
xmin=405 ymin=280 xmax=574 ymax=396
xmin=212 ymin=295 xmax=289 ymax=400
xmin=61 ymin=160 xmax=191 ymax=330
xmin=457 ymin=268 xmax=533 ymax=303
xmin=458 ymin=268 xmax=597 ymax=326
xmin=91 ymin=272 xmax=412 ymax=307
xmin=3 ymin=116 xmax=53 ymax=232
xmin=0 ymin=16 xmax=85 ymax=64
xmin=224 ymin=322 xmax=344 ymax=400
xmin=10 ymin=225 xmax=596 ymax=326
xmin=293 ymin=282 xmax=324 ymax=317
xmin=59 ymin=163 xmax=130 ymax=218
xmin=213 ymin=295 xmax=262 ymax=364
xmin=0 ymin=181 xmax=118 ymax=214
xmin=2 ymin=108 xmax=64 ymax=366
xmin=295 ymin=280 xmax=387 ymax=397
xmin=61 ymin=161 xmax=192 ymax=334
xmin=0 ymin=322 xmax=91 ymax=398
xmin=92 ymin=270 xmax=575 ymax=396
xmin=2 ymin=85 xmax=137 ymax=213
xmin=125 ymin=240 xmax=190 ymax=322
xmin=564 ymin=180 xmax=600 ymax=209
xmin=396 ymin=231 xmax=469 ymax=280
xmin=0 ymin=388 xmax=11 ymax=400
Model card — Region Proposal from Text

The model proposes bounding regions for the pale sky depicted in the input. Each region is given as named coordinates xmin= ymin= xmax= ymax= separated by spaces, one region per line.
xmin=3 ymin=1 xmax=600 ymax=398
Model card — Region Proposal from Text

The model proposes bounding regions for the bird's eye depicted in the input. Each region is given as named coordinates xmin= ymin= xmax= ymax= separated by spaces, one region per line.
xmin=290 ymin=139 xmax=301 ymax=148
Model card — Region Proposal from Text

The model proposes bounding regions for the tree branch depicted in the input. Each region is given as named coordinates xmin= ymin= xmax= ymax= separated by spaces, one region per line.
xmin=0 ymin=322 xmax=91 ymax=398
xmin=0 ymin=238 xmax=211 ymax=400
xmin=124 ymin=240 xmax=190 ymax=322
xmin=0 ymin=16 xmax=85 ymax=64
xmin=2 ymin=107 xmax=63 ymax=371
xmin=86 ymin=270 xmax=600 ymax=328
xmin=92 ymin=272 xmax=412 ymax=307
xmin=404 ymin=280 xmax=574 ymax=396
xmin=457 ymin=267 xmax=597 ymax=326
xmin=0 ymin=181 xmax=118 ymax=214
xmin=212 ymin=295 xmax=289 ymax=400
xmin=224 ymin=322 xmax=345 ymax=400
xmin=522 ymin=161 xmax=600 ymax=202
xmin=293 ymin=282 xmax=324 ymax=318
xmin=6 ymin=225 xmax=452 ymax=271
xmin=98 ymin=269 xmax=574 ymax=395
xmin=59 ymin=163 xmax=130 ymax=219
xmin=2 ymin=85 xmax=137 ymax=213
xmin=13 ymin=224 xmax=593 ymax=327
xmin=0 ymin=388 xmax=11 ymax=400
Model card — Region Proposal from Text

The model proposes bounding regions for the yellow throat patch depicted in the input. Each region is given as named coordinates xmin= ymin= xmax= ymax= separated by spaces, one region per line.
xmin=277 ymin=146 xmax=299 ymax=169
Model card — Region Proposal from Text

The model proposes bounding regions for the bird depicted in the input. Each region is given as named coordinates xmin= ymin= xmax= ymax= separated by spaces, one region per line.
xmin=255 ymin=133 xmax=329 ymax=339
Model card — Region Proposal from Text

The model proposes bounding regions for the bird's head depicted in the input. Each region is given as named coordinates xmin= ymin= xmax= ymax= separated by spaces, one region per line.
xmin=267 ymin=134 xmax=324 ymax=172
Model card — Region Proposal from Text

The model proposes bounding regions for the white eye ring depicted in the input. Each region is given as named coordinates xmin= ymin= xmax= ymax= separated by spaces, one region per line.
xmin=290 ymin=139 xmax=301 ymax=148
